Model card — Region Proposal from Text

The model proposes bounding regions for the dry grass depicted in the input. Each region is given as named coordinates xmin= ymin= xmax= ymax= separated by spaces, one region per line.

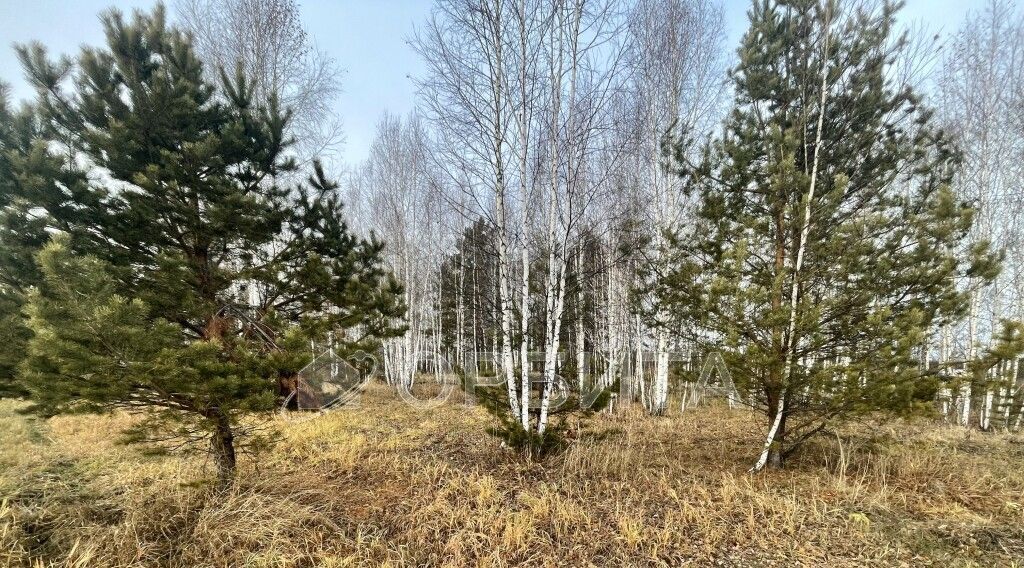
xmin=2 ymin=385 xmax=1023 ymax=567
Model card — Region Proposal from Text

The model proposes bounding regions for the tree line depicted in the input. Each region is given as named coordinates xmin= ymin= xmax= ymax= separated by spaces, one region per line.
xmin=3 ymin=0 xmax=1024 ymax=479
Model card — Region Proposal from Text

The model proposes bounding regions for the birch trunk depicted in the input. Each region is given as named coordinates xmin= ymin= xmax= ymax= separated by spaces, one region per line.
xmin=576 ymin=246 xmax=587 ymax=393
xmin=752 ymin=10 xmax=831 ymax=472
xmin=940 ymin=323 xmax=951 ymax=419
xmin=497 ymin=207 xmax=521 ymax=419
xmin=514 ymin=0 xmax=534 ymax=430
xmin=960 ymin=290 xmax=978 ymax=427
xmin=538 ymin=262 xmax=568 ymax=435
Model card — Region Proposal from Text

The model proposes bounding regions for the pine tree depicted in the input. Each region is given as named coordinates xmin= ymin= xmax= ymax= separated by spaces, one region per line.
xmin=23 ymin=237 xmax=276 ymax=478
xmin=6 ymin=5 xmax=404 ymax=484
xmin=0 ymin=286 xmax=30 ymax=397
xmin=661 ymin=0 xmax=1000 ymax=469
xmin=0 ymin=84 xmax=59 ymax=397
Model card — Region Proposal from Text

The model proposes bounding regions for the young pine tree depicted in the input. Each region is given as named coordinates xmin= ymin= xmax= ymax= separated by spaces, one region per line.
xmin=22 ymin=237 xmax=276 ymax=478
xmin=660 ymin=0 xmax=999 ymax=470
xmin=6 ymin=6 xmax=404 ymax=484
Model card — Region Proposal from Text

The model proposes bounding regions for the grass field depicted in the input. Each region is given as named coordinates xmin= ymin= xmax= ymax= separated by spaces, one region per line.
xmin=2 ymin=385 xmax=1023 ymax=567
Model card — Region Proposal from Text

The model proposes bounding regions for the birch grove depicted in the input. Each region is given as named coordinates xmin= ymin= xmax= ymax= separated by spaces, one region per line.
xmin=936 ymin=0 xmax=1024 ymax=431
xmin=348 ymin=113 xmax=447 ymax=391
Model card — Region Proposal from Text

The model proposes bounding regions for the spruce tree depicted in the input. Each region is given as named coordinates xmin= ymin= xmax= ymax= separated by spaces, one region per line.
xmin=661 ymin=0 xmax=999 ymax=469
xmin=5 ymin=6 xmax=404 ymax=483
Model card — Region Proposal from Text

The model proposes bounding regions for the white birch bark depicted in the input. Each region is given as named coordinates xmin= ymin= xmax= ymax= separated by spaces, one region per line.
xmin=537 ymin=0 xmax=568 ymax=437
xmin=752 ymin=7 xmax=831 ymax=472
xmin=576 ymin=245 xmax=587 ymax=393
xmin=960 ymin=290 xmax=978 ymax=427
xmin=940 ymin=323 xmax=951 ymax=420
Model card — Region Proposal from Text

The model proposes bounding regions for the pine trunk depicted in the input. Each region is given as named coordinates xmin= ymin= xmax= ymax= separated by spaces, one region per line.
xmin=210 ymin=409 xmax=236 ymax=487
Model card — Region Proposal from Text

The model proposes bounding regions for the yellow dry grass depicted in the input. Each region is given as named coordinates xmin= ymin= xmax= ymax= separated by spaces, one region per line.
xmin=2 ymin=385 xmax=1023 ymax=567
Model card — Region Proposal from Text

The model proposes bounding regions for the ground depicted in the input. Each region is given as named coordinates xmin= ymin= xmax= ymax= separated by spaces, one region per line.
xmin=1 ymin=385 xmax=1023 ymax=567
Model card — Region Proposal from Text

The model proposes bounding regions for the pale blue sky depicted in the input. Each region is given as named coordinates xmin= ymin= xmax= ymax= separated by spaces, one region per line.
xmin=0 ymin=0 xmax=978 ymax=167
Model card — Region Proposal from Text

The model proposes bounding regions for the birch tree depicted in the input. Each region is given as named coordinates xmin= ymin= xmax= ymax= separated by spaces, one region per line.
xmin=937 ymin=0 xmax=1024 ymax=428
xmin=175 ymin=0 xmax=344 ymax=167
xmin=349 ymin=112 xmax=445 ymax=390
xmin=413 ymin=0 xmax=523 ymax=420
xmin=623 ymin=0 xmax=726 ymax=414
xmin=414 ymin=0 xmax=624 ymax=450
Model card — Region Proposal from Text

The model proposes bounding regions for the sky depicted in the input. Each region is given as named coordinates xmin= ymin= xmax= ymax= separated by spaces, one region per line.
xmin=0 ymin=0 xmax=979 ymax=168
